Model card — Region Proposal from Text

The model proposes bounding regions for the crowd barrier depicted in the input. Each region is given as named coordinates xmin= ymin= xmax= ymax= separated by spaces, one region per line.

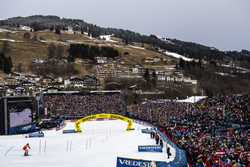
xmin=116 ymin=157 xmax=165 ymax=167
xmin=155 ymin=129 xmax=188 ymax=167
xmin=8 ymin=123 xmax=39 ymax=135
xmin=26 ymin=131 xmax=44 ymax=138
xmin=135 ymin=119 xmax=188 ymax=167
xmin=62 ymin=129 xmax=77 ymax=134
xmin=141 ymin=128 xmax=154 ymax=134
xmin=138 ymin=145 xmax=163 ymax=153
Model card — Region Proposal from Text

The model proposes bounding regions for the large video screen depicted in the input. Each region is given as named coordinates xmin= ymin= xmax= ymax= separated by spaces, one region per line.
xmin=8 ymin=101 xmax=33 ymax=128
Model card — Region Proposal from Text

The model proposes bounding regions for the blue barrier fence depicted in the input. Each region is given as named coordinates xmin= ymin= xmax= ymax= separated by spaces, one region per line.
xmin=141 ymin=128 xmax=154 ymax=134
xmin=116 ymin=127 xmax=188 ymax=167
xmin=117 ymin=157 xmax=155 ymax=167
xmin=133 ymin=120 xmax=188 ymax=167
xmin=155 ymin=129 xmax=188 ymax=167
xmin=28 ymin=131 xmax=44 ymax=138
xmin=138 ymin=145 xmax=163 ymax=153
xmin=62 ymin=129 xmax=77 ymax=134
xmin=8 ymin=123 xmax=39 ymax=135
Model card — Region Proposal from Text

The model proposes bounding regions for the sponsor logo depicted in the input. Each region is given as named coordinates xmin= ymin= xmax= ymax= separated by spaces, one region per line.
xmin=8 ymin=123 xmax=36 ymax=135
xmin=21 ymin=125 xmax=32 ymax=131
xmin=117 ymin=157 xmax=154 ymax=167
xmin=141 ymin=129 xmax=153 ymax=134
xmin=138 ymin=145 xmax=162 ymax=152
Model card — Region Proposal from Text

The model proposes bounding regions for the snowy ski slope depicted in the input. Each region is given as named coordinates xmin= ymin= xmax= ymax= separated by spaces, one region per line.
xmin=0 ymin=120 xmax=176 ymax=167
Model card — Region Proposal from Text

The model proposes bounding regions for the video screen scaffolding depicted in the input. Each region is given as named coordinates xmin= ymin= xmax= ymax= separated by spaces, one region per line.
xmin=0 ymin=96 xmax=34 ymax=135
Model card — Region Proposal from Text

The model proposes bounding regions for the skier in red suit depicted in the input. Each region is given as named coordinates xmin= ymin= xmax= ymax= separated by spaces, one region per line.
xmin=23 ymin=143 xmax=31 ymax=156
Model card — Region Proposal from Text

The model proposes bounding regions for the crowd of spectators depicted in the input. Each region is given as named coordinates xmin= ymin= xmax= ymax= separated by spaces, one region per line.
xmin=128 ymin=95 xmax=250 ymax=167
xmin=43 ymin=92 xmax=125 ymax=118
xmin=42 ymin=92 xmax=249 ymax=166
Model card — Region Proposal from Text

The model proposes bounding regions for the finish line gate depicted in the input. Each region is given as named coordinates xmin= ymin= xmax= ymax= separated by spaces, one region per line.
xmin=75 ymin=114 xmax=134 ymax=132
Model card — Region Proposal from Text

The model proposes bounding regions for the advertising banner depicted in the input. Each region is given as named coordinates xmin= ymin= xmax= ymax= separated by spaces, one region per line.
xmin=141 ymin=128 xmax=153 ymax=134
xmin=27 ymin=131 xmax=44 ymax=138
xmin=116 ymin=157 xmax=156 ymax=167
xmin=8 ymin=123 xmax=37 ymax=135
xmin=63 ymin=129 xmax=77 ymax=134
xmin=138 ymin=145 xmax=162 ymax=153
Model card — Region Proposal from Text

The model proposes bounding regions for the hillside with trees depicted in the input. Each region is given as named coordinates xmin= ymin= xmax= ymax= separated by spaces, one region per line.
xmin=1 ymin=15 xmax=249 ymax=64
xmin=0 ymin=15 xmax=250 ymax=97
xmin=68 ymin=44 xmax=119 ymax=62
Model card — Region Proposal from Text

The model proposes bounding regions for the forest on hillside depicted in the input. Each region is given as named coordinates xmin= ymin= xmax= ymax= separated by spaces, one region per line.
xmin=1 ymin=15 xmax=250 ymax=63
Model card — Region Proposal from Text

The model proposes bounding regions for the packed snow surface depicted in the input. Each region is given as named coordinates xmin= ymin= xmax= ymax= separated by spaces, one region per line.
xmin=0 ymin=120 xmax=175 ymax=167
xmin=165 ymin=50 xmax=193 ymax=62
xmin=177 ymin=96 xmax=207 ymax=103
xmin=99 ymin=35 xmax=117 ymax=42
xmin=0 ymin=28 xmax=16 ymax=33
xmin=129 ymin=45 xmax=145 ymax=50
xmin=0 ymin=39 xmax=21 ymax=42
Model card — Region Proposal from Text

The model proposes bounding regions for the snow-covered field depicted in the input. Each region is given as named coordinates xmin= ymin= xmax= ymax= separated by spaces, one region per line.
xmin=0 ymin=28 xmax=17 ymax=33
xmin=0 ymin=39 xmax=22 ymax=43
xmin=177 ymin=96 xmax=207 ymax=103
xmin=0 ymin=120 xmax=175 ymax=167
xmin=165 ymin=50 xmax=193 ymax=62
xmin=99 ymin=35 xmax=117 ymax=43
xmin=129 ymin=45 xmax=145 ymax=50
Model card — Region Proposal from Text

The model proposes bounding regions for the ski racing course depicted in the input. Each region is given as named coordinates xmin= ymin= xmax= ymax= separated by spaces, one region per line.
xmin=0 ymin=120 xmax=177 ymax=167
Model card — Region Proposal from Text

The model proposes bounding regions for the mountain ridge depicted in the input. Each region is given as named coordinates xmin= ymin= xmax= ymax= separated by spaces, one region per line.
xmin=1 ymin=15 xmax=250 ymax=96
xmin=1 ymin=15 xmax=249 ymax=62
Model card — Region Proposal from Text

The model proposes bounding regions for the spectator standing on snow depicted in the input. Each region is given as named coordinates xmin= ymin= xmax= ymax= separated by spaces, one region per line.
xmin=160 ymin=139 xmax=163 ymax=148
xmin=150 ymin=131 xmax=155 ymax=139
xmin=167 ymin=147 xmax=171 ymax=159
xmin=155 ymin=134 xmax=160 ymax=145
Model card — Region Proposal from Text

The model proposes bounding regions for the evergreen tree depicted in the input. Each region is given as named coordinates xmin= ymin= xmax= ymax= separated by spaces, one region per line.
xmin=5 ymin=56 xmax=13 ymax=74
xmin=55 ymin=26 xmax=61 ymax=34
xmin=0 ymin=52 xmax=12 ymax=74
xmin=151 ymin=70 xmax=157 ymax=87
xmin=49 ymin=25 xmax=54 ymax=32
xmin=48 ymin=44 xmax=56 ymax=59
xmin=143 ymin=69 xmax=150 ymax=82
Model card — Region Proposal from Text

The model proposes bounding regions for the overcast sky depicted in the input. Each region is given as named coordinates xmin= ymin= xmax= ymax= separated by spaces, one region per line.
xmin=0 ymin=0 xmax=249 ymax=51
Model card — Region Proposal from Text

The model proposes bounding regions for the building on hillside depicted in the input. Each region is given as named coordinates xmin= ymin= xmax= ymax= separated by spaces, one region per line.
xmin=67 ymin=26 xmax=74 ymax=34
xmin=65 ymin=75 xmax=99 ymax=89
xmin=40 ymin=77 xmax=54 ymax=87
xmin=81 ymin=75 xmax=99 ymax=89
xmin=144 ymin=57 xmax=162 ymax=64
xmin=48 ymin=81 xmax=64 ymax=89
xmin=20 ymin=25 xmax=32 ymax=31
xmin=67 ymin=77 xmax=85 ymax=88
xmin=20 ymin=80 xmax=35 ymax=87
xmin=0 ymin=86 xmax=5 ymax=97
xmin=156 ymin=74 xmax=198 ymax=88
xmin=114 ymin=65 xmax=145 ymax=79
xmin=32 ymin=58 xmax=46 ymax=64
xmin=130 ymin=65 xmax=145 ymax=75
xmin=5 ymin=77 xmax=18 ymax=87
xmin=96 ymin=63 xmax=118 ymax=79
xmin=99 ymin=34 xmax=113 ymax=41
xmin=96 ymin=57 xmax=108 ymax=64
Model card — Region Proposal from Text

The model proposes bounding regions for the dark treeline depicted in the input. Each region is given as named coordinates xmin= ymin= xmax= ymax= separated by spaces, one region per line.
xmin=2 ymin=15 xmax=250 ymax=63
xmin=0 ymin=52 xmax=12 ymax=74
xmin=31 ymin=43 xmax=78 ymax=77
xmin=1 ymin=15 xmax=250 ymax=93
xmin=0 ymin=42 xmax=13 ymax=74
xmin=178 ymin=59 xmax=250 ymax=96
xmin=68 ymin=44 xmax=119 ymax=62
